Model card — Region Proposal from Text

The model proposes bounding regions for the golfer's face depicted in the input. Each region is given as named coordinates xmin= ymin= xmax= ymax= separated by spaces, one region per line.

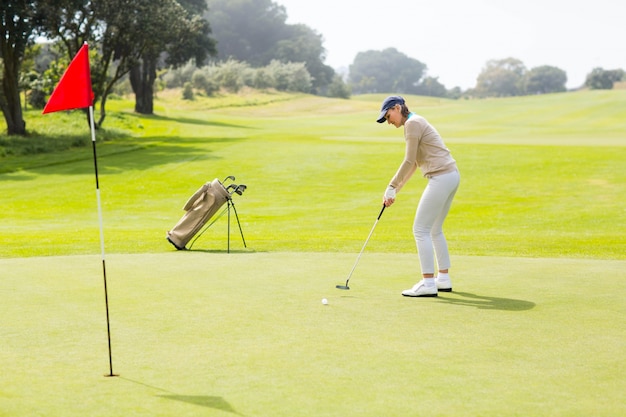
xmin=384 ymin=105 xmax=402 ymax=128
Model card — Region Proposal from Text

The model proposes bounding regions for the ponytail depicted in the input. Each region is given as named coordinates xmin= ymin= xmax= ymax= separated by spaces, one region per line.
xmin=400 ymin=104 xmax=411 ymax=118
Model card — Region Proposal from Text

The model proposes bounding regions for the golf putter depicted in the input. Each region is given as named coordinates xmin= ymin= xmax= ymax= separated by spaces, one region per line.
xmin=336 ymin=204 xmax=386 ymax=290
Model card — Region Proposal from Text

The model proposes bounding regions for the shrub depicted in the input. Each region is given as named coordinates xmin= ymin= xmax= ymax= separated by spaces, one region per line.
xmin=326 ymin=75 xmax=351 ymax=99
xmin=215 ymin=59 xmax=249 ymax=93
xmin=192 ymin=70 xmax=219 ymax=96
xmin=162 ymin=61 xmax=197 ymax=88
xmin=182 ymin=82 xmax=194 ymax=100
xmin=161 ymin=59 xmax=314 ymax=94
xmin=251 ymin=67 xmax=275 ymax=89
xmin=28 ymin=89 xmax=47 ymax=109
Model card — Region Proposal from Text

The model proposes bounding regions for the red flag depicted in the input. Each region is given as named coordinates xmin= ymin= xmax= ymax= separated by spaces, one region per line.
xmin=42 ymin=43 xmax=94 ymax=114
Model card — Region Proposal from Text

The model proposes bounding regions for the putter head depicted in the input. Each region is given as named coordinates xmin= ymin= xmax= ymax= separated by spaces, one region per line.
xmin=335 ymin=284 xmax=350 ymax=290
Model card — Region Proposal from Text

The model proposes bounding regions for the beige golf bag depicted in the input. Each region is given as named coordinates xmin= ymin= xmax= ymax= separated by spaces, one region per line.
xmin=166 ymin=178 xmax=242 ymax=250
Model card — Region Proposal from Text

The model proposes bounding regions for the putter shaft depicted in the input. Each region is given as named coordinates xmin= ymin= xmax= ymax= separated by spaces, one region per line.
xmin=337 ymin=205 xmax=385 ymax=289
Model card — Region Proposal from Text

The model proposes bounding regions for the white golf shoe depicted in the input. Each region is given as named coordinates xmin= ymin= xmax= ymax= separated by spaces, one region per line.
xmin=402 ymin=280 xmax=438 ymax=297
xmin=435 ymin=277 xmax=452 ymax=292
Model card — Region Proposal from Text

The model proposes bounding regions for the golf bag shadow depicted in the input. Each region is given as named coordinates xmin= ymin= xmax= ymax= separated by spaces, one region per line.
xmin=166 ymin=177 xmax=246 ymax=251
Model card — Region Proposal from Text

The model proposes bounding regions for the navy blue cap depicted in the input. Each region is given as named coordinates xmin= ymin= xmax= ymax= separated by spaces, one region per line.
xmin=376 ymin=96 xmax=405 ymax=123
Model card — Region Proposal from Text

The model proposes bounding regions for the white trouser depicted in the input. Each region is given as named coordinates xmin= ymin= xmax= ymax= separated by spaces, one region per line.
xmin=413 ymin=170 xmax=460 ymax=274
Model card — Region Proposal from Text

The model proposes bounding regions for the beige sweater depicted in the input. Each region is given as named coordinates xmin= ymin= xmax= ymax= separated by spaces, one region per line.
xmin=389 ymin=114 xmax=457 ymax=191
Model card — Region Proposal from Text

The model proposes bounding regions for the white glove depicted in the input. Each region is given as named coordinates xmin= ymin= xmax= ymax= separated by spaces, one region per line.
xmin=384 ymin=185 xmax=396 ymax=200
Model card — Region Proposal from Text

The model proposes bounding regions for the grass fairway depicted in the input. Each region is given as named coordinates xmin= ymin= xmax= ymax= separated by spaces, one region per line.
xmin=2 ymin=253 xmax=625 ymax=416
xmin=1 ymin=90 xmax=625 ymax=416
xmin=1 ymin=90 xmax=625 ymax=259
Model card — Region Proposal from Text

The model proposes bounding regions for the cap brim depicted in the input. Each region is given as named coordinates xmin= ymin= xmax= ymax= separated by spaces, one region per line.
xmin=376 ymin=109 xmax=387 ymax=123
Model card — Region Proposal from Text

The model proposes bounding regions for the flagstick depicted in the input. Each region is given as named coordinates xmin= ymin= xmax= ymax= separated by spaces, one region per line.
xmin=89 ymin=106 xmax=118 ymax=377
xmin=42 ymin=43 xmax=117 ymax=377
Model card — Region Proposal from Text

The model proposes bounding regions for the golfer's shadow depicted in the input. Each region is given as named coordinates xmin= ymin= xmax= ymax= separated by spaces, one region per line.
xmin=437 ymin=291 xmax=535 ymax=311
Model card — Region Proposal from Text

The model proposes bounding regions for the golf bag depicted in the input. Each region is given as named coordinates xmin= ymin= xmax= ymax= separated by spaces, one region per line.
xmin=166 ymin=177 xmax=246 ymax=250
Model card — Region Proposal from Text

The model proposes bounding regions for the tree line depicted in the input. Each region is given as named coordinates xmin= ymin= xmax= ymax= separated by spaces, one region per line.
xmin=2 ymin=0 xmax=624 ymax=137
xmin=2 ymin=0 xmax=216 ymax=135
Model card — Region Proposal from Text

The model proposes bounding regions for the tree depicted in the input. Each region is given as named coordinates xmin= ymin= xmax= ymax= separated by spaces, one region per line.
xmin=525 ymin=65 xmax=567 ymax=94
xmin=326 ymin=74 xmax=350 ymax=99
xmin=348 ymin=48 xmax=426 ymax=94
xmin=40 ymin=0 xmax=216 ymax=124
xmin=17 ymin=44 xmax=40 ymax=110
xmin=206 ymin=0 xmax=288 ymax=65
xmin=415 ymin=76 xmax=447 ymax=98
xmin=0 ymin=0 xmax=45 ymax=135
xmin=206 ymin=0 xmax=334 ymax=93
xmin=474 ymin=58 xmax=527 ymax=97
xmin=126 ymin=0 xmax=216 ymax=114
xmin=272 ymin=24 xmax=333 ymax=94
xmin=40 ymin=0 xmax=118 ymax=127
xmin=447 ymin=86 xmax=462 ymax=100
xmin=585 ymin=67 xmax=624 ymax=90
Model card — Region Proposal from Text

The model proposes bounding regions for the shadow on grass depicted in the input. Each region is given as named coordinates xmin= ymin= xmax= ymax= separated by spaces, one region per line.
xmin=1 ymin=135 xmax=245 ymax=178
xmin=437 ymin=291 xmax=535 ymax=311
xmin=120 ymin=377 xmax=243 ymax=415
xmin=158 ymin=395 xmax=243 ymax=415
xmin=128 ymin=112 xmax=255 ymax=130
xmin=185 ymin=249 xmax=259 ymax=254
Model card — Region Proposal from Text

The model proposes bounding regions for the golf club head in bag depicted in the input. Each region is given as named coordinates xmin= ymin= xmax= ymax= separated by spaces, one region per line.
xmin=225 ymin=183 xmax=247 ymax=196
xmin=336 ymin=204 xmax=386 ymax=290
xmin=234 ymin=184 xmax=247 ymax=195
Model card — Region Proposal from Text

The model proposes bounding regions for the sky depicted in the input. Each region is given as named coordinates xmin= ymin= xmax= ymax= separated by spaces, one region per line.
xmin=275 ymin=0 xmax=624 ymax=90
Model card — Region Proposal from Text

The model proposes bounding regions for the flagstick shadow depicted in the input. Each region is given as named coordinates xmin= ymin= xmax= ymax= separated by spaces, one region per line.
xmin=158 ymin=395 xmax=243 ymax=415
xmin=436 ymin=291 xmax=535 ymax=311
xmin=120 ymin=377 xmax=244 ymax=415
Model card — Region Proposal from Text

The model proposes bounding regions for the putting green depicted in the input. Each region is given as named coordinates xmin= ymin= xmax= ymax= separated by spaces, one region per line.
xmin=2 ymin=252 xmax=624 ymax=416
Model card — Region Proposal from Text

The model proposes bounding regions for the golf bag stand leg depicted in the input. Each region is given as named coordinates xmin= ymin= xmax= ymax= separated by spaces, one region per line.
xmin=229 ymin=199 xmax=246 ymax=249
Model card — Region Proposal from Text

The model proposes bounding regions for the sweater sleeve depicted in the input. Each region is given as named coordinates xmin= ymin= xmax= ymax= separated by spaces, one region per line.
xmin=389 ymin=125 xmax=420 ymax=191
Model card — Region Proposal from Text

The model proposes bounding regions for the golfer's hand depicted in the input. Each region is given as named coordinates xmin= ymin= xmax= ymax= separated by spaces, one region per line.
xmin=383 ymin=185 xmax=396 ymax=207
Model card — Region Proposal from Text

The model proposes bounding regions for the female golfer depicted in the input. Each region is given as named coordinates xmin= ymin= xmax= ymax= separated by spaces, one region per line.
xmin=377 ymin=96 xmax=460 ymax=297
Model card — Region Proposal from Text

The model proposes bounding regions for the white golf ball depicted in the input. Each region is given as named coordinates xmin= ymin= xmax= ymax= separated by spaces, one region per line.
xmin=322 ymin=298 xmax=328 ymax=305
